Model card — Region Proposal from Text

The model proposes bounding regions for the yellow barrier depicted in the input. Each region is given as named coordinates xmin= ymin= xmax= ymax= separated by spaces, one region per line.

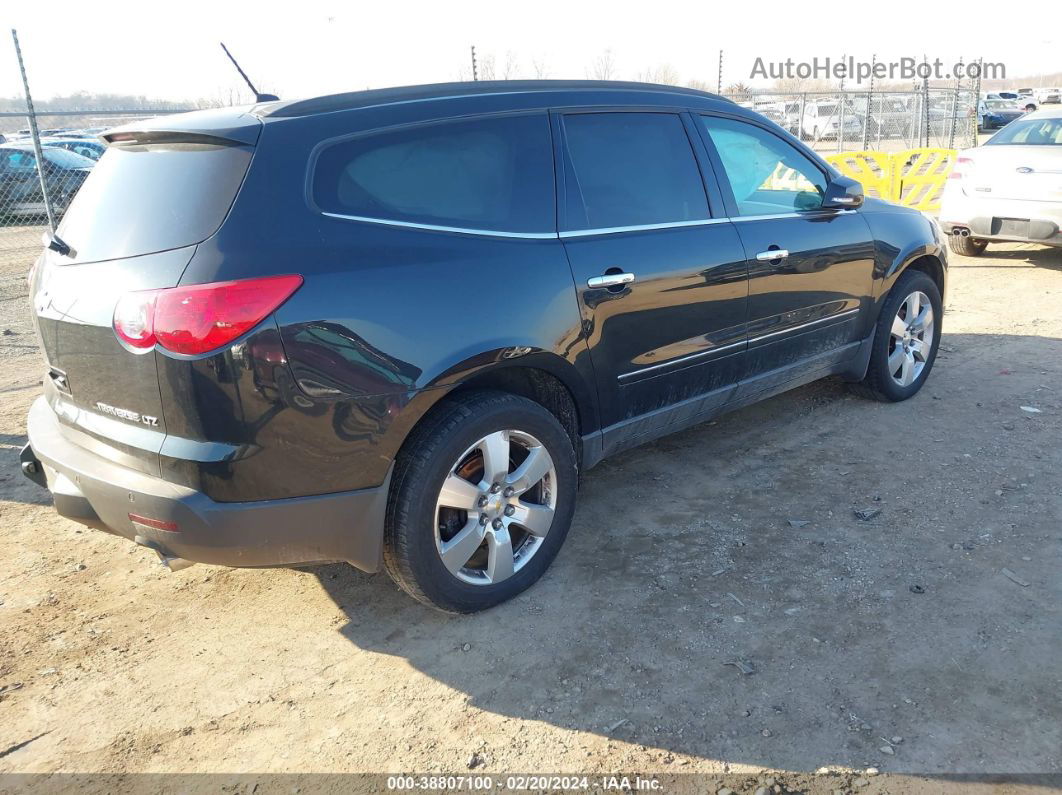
xmin=824 ymin=150 xmax=894 ymax=201
xmin=826 ymin=147 xmax=956 ymax=212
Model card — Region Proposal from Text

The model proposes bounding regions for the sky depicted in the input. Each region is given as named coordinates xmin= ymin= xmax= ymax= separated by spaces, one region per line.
xmin=3 ymin=0 xmax=1060 ymax=104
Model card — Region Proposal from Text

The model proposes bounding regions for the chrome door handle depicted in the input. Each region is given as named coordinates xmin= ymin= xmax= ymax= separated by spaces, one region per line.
xmin=755 ymin=249 xmax=789 ymax=261
xmin=587 ymin=272 xmax=636 ymax=289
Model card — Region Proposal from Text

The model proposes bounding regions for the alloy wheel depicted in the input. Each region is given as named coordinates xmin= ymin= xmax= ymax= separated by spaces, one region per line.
xmin=888 ymin=290 xmax=935 ymax=387
xmin=434 ymin=429 xmax=557 ymax=586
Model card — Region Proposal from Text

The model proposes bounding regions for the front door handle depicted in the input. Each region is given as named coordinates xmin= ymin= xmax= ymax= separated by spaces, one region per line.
xmin=755 ymin=249 xmax=789 ymax=261
xmin=587 ymin=272 xmax=636 ymax=289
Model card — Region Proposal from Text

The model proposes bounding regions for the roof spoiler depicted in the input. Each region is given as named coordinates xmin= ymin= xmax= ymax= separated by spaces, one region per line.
xmin=101 ymin=130 xmax=254 ymax=148
xmin=102 ymin=107 xmax=262 ymax=147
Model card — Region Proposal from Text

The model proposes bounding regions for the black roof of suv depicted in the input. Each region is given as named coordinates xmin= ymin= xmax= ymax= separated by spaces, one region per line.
xmin=257 ymin=80 xmax=733 ymax=117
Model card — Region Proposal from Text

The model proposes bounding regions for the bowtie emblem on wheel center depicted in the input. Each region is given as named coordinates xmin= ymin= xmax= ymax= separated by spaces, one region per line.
xmin=483 ymin=492 xmax=505 ymax=517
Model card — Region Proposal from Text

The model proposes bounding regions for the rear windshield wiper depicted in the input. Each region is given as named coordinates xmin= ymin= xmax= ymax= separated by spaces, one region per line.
xmin=42 ymin=231 xmax=73 ymax=258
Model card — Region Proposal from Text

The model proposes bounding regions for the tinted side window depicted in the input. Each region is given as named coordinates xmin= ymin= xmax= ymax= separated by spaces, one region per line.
xmin=312 ymin=113 xmax=554 ymax=234
xmin=561 ymin=113 xmax=709 ymax=231
xmin=699 ymin=115 xmax=827 ymax=215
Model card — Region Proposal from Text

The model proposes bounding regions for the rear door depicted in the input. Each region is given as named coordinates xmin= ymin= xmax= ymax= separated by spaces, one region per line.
xmin=555 ymin=110 xmax=748 ymax=450
xmin=31 ymin=126 xmax=258 ymax=475
xmin=694 ymin=114 xmax=876 ymax=389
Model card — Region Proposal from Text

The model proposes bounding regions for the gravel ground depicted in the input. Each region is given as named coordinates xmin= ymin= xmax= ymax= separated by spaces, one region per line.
xmin=0 ymin=238 xmax=1059 ymax=789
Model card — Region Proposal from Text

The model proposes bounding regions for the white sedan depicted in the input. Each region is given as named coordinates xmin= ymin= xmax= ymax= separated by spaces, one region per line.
xmin=940 ymin=106 xmax=1062 ymax=256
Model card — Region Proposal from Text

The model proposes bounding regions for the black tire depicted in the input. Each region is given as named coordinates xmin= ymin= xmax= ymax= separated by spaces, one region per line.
xmin=851 ymin=269 xmax=942 ymax=403
xmin=383 ymin=390 xmax=577 ymax=613
xmin=947 ymin=233 xmax=987 ymax=257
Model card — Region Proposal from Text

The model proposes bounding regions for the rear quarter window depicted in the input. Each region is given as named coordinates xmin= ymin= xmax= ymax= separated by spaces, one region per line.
xmin=311 ymin=113 xmax=555 ymax=235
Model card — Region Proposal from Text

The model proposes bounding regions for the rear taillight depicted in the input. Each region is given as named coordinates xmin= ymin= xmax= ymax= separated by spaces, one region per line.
xmin=113 ymin=275 xmax=302 ymax=356
xmin=113 ymin=290 xmax=158 ymax=349
xmin=948 ymin=156 xmax=975 ymax=180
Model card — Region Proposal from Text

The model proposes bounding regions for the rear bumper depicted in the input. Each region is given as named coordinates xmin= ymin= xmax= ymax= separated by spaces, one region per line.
xmin=940 ymin=190 xmax=1062 ymax=247
xmin=22 ymin=396 xmax=390 ymax=572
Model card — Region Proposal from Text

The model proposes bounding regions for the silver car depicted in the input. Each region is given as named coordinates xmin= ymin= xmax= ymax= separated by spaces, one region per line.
xmin=940 ymin=106 xmax=1062 ymax=255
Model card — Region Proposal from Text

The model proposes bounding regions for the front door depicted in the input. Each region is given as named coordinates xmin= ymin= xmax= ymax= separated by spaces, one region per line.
xmin=555 ymin=111 xmax=749 ymax=453
xmin=695 ymin=114 xmax=876 ymax=393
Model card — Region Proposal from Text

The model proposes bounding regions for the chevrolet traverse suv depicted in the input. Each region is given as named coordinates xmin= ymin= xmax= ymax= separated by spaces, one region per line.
xmin=22 ymin=81 xmax=947 ymax=612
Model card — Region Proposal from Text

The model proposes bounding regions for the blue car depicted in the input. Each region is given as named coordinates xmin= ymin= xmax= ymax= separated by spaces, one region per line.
xmin=42 ymin=137 xmax=106 ymax=161
xmin=978 ymin=99 xmax=1025 ymax=130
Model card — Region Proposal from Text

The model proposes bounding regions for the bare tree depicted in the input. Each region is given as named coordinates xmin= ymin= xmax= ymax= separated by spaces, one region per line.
xmin=724 ymin=82 xmax=753 ymax=99
xmin=501 ymin=51 xmax=519 ymax=80
xmin=686 ymin=78 xmax=713 ymax=92
xmin=771 ymin=77 xmax=833 ymax=94
xmin=589 ymin=49 xmax=617 ymax=80
xmin=478 ymin=53 xmax=496 ymax=81
xmin=531 ymin=56 xmax=551 ymax=79
xmin=639 ymin=64 xmax=680 ymax=86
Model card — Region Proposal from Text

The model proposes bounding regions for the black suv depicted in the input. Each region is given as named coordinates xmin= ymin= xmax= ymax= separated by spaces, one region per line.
xmin=22 ymin=81 xmax=947 ymax=612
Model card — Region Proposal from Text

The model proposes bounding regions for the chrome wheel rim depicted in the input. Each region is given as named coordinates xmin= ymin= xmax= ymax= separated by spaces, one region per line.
xmin=434 ymin=430 xmax=557 ymax=586
xmin=888 ymin=290 xmax=935 ymax=387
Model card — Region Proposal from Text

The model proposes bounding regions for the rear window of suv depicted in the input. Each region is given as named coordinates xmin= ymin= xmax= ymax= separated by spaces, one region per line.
xmin=311 ymin=113 xmax=555 ymax=235
xmin=57 ymin=140 xmax=254 ymax=264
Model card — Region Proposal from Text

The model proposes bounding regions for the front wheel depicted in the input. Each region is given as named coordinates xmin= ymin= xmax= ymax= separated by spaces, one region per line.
xmin=851 ymin=270 xmax=942 ymax=403
xmin=383 ymin=391 xmax=577 ymax=613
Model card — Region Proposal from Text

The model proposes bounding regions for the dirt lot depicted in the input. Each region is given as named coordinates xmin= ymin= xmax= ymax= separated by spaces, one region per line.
xmin=0 ymin=239 xmax=1060 ymax=788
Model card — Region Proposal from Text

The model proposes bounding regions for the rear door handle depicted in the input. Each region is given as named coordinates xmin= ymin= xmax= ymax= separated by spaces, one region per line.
xmin=587 ymin=272 xmax=636 ymax=289
xmin=755 ymin=249 xmax=789 ymax=261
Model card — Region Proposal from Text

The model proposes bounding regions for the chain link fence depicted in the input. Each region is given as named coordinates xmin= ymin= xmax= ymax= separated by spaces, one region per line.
xmin=0 ymin=87 xmax=984 ymax=273
xmin=0 ymin=108 xmax=191 ymax=271
xmin=720 ymin=88 xmax=981 ymax=154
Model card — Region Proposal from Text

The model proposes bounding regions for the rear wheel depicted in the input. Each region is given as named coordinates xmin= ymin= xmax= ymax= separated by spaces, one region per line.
xmin=948 ymin=233 xmax=987 ymax=257
xmin=852 ymin=270 xmax=942 ymax=403
xmin=383 ymin=391 xmax=577 ymax=613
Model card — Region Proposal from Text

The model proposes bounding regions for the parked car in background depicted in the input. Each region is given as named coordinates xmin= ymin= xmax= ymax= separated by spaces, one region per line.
xmin=849 ymin=95 xmax=910 ymax=139
xmin=20 ymin=81 xmax=947 ymax=612
xmin=42 ymin=137 xmax=106 ymax=160
xmin=977 ymin=98 xmax=1025 ymax=130
xmin=1035 ymin=87 xmax=1061 ymax=105
xmin=801 ymin=101 xmax=862 ymax=141
xmin=985 ymin=92 xmax=1019 ymax=102
xmin=753 ymin=107 xmax=786 ymax=127
xmin=0 ymin=144 xmax=94 ymax=220
xmin=940 ymin=106 xmax=1062 ymax=255
xmin=776 ymin=100 xmax=803 ymax=136
xmin=11 ymin=128 xmax=70 ymax=139
xmin=1015 ymin=89 xmax=1038 ymax=112
xmin=54 ymin=127 xmax=108 ymax=139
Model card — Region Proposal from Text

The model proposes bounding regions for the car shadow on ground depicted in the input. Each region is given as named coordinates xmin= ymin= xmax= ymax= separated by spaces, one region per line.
xmin=311 ymin=331 xmax=1062 ymax=772
xmin=954 ymin=246 xmax=1062 ymax=270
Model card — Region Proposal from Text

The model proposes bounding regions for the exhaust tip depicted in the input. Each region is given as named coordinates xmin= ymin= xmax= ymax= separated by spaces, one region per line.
xmin=134 ymin=535 xmax=196 ymax=572
xmin=157 ymin=553 xmax=197 ymax=572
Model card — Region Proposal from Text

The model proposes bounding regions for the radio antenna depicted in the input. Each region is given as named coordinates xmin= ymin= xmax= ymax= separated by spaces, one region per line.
xmin=220 ymin=42 xmax=278 ymax=102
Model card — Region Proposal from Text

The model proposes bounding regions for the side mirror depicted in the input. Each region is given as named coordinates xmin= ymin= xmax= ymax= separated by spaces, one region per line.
xmin=823 ymin=175 xmax=864 ymax=209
